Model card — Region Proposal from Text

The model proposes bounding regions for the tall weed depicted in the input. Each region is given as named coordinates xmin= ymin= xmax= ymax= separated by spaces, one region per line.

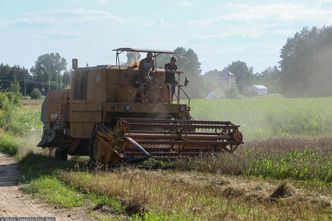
xmin=0 ymin=134 xmax=18 ymax=156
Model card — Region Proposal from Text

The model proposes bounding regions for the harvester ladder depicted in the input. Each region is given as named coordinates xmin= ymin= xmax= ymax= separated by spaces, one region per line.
xmin=55 ymin=93 xmax=69 ymax=128
xmin=60 ymin=93 xmax=69 ymax=122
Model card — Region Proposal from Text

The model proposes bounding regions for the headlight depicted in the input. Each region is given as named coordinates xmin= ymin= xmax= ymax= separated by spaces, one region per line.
xmin=179 ymin=105 xmax=187 ymax=112
xmin=124 ymin=104 xmax=130 ymax=111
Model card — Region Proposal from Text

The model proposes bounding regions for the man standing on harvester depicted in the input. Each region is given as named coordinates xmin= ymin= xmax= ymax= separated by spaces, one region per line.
xmin=165 ymin=56 xmax=178 ymax=100
xmin=138 ymin=52 xmax=155 ymax=100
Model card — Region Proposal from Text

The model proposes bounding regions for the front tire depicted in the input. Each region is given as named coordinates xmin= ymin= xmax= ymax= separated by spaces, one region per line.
xmin=88 ymin=127 xmax=123 ymax=167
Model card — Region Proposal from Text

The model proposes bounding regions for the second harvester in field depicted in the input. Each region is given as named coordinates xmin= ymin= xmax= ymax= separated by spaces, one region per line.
xmin=38 ymin=48 xmax=243 ymax=165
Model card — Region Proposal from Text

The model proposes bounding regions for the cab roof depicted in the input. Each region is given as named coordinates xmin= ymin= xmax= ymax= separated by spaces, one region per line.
xmin=113 ymin=48 xmax=175 ymax=55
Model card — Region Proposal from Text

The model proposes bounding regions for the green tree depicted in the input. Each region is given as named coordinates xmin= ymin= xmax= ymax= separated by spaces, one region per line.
xmin=155 ymin=47 xmax=204 ymax=98
xmin=62 ymin=71 xmax=71 ymax=88
xmin=8 ymin=79 xmax=21 ymax=95
xmin=253 ymin=66 xmax=281 ymax=93
xmin=30 ymin=53 xmax=67 ymax=94
xmin=226 ymin=61 xmax=253 ymax=93
xmin=224 ymin=86 xmax=240 ymax=98
xmin=31 ymin=88 xmax=42 ymax=99
xmin=0 ymin=64 xmax=32 ymax=95
xmin=173 ymin=47 xmax=203 ymax=98
xmin=280 ymin=26 xmax=332 ymax=97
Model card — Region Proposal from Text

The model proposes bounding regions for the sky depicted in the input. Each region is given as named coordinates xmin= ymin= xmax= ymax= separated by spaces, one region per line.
xmin=1 ymin=0 xmax=332 ymax=74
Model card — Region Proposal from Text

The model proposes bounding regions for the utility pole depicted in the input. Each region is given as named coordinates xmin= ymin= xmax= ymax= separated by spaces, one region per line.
xmin=24 ymin=77 xmax=26 ymax=96
xmin=57 ymin=72 xmax=59 ymax=90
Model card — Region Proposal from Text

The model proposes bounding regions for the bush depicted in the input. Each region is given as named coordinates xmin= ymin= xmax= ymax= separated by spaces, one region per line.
xmin=0 ymin=92 xmax=16 ymax=129
xmin=0 ymin=92 xmax=19 ymax=110
xmin=0 ymin=92 xmax=24 ymax=134
xmin=31 ymin=88 xmax=42 ymax=100
xmin=0 ymin=135 xmax=18 ymax=156
xmin=224 ymin=86 xmax=240 ymax=98
xmin=8 ymin=79 xmax=21 ymax=95
xmin=246 ymin=150 xmax=332 ymax=182
xmin=265 ymin=108 xmax=326 ymax=136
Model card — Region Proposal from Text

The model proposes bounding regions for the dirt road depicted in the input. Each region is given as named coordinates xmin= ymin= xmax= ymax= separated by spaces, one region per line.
xmin=0 ymin=153 xmax=92 ymax=220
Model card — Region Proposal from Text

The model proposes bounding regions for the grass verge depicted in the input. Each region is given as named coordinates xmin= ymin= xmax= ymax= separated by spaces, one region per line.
xmin=0 ymin=134 xmax=18 ymax=156
xmin=18 ymin=153 xmax=126 ymax=218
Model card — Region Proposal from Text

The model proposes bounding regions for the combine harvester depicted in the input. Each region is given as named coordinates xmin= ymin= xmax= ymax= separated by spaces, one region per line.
xmin=38 ymin=48 xmax=243 ymax=165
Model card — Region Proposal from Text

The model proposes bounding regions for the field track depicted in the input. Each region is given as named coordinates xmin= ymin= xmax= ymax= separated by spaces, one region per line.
xmin=0 ymin=153 xmax=92 ymax=220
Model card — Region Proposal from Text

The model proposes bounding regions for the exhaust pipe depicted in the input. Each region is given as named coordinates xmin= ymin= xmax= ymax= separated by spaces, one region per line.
xmin=72 ymin=58 xmax=78 ymax=69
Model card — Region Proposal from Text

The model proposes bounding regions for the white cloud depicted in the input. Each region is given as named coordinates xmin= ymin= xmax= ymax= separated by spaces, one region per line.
xmin=70 ymin=0 xmax=110 ymax=4
xmin=320 ymin=0 xmax=332 ymax=3
xmin=147 ymin=18 xmax=170 ymax=28
xmin=195 ymin=26 xmax=262 ymax=40
xmin=44 ymin=29 xmax=86 ymax=38
xmin=178 ymin=0 xmax=191 ymax=7
xmin=0 ymin=8 xmax=125 ymax=27
xmin=191 ymin=3 xmax=332 ymax=27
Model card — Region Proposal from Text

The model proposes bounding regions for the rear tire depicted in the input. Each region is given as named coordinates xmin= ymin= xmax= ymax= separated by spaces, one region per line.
xmin=55 ymin=147 xmax=68 ymax=161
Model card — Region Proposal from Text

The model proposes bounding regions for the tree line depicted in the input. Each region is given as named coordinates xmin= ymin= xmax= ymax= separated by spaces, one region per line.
xmin=1 ymin=25 xmax=332 ymax=98
xmin=0 ymin=53 xmax=70 ymax=97
xmin=203 ymin=25 xmax=332 ymax=98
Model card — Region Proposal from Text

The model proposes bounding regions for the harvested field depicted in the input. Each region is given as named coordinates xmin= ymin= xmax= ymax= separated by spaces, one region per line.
xmin=1 ymin=97 xmax=332 ymax=220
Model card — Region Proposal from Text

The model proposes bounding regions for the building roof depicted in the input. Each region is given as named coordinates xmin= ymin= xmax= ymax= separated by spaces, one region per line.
xmin=113 ymin=48 xmax=175 ymax=54
xmin=253 ymin=84 xmax=268 ymax=89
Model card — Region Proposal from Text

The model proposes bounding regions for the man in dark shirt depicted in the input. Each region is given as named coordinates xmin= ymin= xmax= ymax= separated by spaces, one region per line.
xmin=139 ymin=52 xmax=155 ymax=80
xmin=137 ymin=52 xmax=155 ymax=100
xmin=165 ymin=56 xmax=178 ymax=99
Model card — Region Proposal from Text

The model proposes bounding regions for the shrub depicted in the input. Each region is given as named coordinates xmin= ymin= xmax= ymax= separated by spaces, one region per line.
xmin=0 ymin=92 xmax=16 ymax=129
xmin=265 ymin=108 xmax=325 ymax=136
xmin=0 ymin=92 xmax=18 ymax=110
xmin=8 ymin=79 xmax=21 ymax=95
xmin=246 ymin=150 xmax=332 ymax=182
xmin=0 ymin=135 xmax=18 ymax=156
xmin=224 ymin=86 xmax=240 ymax=98
xmin=31 ymin=88 xmax=42 ymax=100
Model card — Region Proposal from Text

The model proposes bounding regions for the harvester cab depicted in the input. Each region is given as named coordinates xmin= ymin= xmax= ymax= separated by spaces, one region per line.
xmin=113 ymin=48 xmax=189 ymax=105
xmin=38 ymin=47 xmax=243 ymax=166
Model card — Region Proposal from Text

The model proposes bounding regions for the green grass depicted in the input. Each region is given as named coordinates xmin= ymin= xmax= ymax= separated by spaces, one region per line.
xmin=18 ymin=153 xmax=84 ymax=207
xmin=5 ymin=110 xmax=42 ymax=135
xmin=190 ymin=97 xmax=332 ymax=139
xmin=18 ymin=153 xmax=125 ymax=215
xmin=174 ymin=138 xmax=332 ymax=183
xmin=21 ymin=176 xmax=85 ymax=207
xmin=60 ymin=169 xmax=331 ymax=221
xmin=0 ymin=134 xmax=19 ymax=156
xmin=246 ymin=150 xmax=332 ymax=182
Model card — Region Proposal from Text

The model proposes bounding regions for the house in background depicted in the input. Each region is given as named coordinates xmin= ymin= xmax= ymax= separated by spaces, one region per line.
xmin=249 ymin=84 xmax=268 ymax=95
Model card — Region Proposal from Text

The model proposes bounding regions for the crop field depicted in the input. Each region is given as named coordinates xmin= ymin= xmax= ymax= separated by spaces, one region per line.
xmin=190 ymin=96 xmax=332 ymax=139
xmin=0 ymin=96 xmax=332 ymax=220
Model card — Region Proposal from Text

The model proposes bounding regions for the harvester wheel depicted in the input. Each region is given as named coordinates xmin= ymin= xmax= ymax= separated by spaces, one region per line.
xmin=88 ymin=128 xmax=123 ymax=167
xmin=55 ymin=147 xmax=68 ymax=161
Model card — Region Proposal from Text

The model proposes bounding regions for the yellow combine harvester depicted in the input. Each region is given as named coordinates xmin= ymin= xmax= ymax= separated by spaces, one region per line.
xmin=38 ymin=48 xmax=243 ymax=165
